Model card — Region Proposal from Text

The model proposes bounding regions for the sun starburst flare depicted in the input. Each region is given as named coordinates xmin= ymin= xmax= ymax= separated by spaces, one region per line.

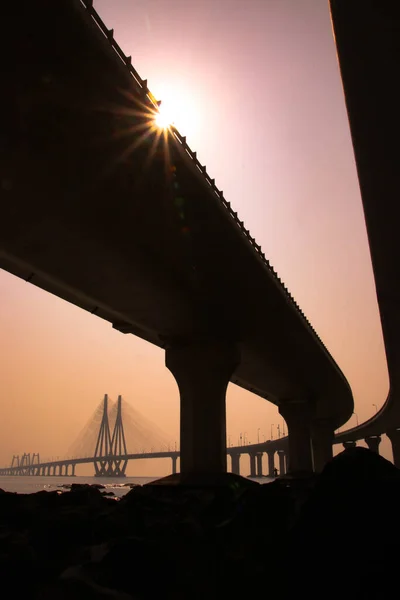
xmin=154 ymin=102 xmax=175 ymax=129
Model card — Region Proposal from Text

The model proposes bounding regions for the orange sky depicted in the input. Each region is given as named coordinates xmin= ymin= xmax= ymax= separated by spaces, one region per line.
xmin=0 ymin=0 xmax=390 ymax=475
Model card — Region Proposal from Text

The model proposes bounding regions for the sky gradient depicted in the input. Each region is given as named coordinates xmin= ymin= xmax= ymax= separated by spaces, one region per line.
xmin=0 ymin=0 xmax=390 ymax=474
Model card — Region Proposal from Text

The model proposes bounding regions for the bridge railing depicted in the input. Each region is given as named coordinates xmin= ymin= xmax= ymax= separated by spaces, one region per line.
xmin=76 ymin=0 xmax=324 ymax=350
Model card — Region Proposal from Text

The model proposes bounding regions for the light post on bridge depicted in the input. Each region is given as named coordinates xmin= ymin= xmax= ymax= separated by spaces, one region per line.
xmin=271 ymin=424 xmax=274 ymax=440
xmin=243 ymin=432 xmax=247 ymax=446
xmin=257 ymin=428 xmax=260 ymax=443
xmin=353 ymin=412 xmax=359 ymax=426
xmin=277 ymin=424 xmax=281 ymax=439
xmin=373 ymin=404 xmax=378 ymax=414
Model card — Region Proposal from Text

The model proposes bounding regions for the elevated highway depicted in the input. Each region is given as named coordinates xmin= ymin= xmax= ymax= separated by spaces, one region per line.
xmin=329 ymin=1 xmax=400 ymax=463
xmin=0 ymin=0 xmax=352 ymax=476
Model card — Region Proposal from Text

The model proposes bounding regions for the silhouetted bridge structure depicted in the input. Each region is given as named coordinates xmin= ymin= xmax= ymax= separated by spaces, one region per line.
xmin=1 ymin=389 xmax=394 ymax=478
xmin=2 ymin=0 xmax=400 ymax=479
xmin=0 ymin=394 xmax=290 ymax=478
xmin=0 ymin=0 xmax=354 ymax=480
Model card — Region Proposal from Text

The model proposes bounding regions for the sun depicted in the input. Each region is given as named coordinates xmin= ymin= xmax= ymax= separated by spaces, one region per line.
xmin=154 ymin=102 xmax=175 ymax=130
xmin=152 ymin=85 xmax=198 ymax=137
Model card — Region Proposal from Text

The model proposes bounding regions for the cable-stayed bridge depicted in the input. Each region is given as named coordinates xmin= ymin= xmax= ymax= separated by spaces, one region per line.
xmin=0 ymin=394 xmax=290 ymax=478
xmin=1 ymin=395 xmax=178 ymax=478
xmin=66 ymin=395 xmax=173 ymax=467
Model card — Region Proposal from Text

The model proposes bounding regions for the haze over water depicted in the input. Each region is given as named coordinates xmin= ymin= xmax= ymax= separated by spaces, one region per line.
xmin=0 ymin=0 xmax=391 ymax=473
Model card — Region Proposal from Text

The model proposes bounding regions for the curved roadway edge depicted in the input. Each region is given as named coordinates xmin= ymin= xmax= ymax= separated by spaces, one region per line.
xmin=329 ymin=1 xmax=400 ymax=444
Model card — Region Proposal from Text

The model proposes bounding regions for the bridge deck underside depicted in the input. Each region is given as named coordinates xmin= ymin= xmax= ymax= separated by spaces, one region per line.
xmin=0 ymin=0 xmax=352 ymax=425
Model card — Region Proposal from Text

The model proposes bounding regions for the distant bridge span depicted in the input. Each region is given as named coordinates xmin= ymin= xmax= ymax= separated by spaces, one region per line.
xmin=0 ymin=394 xmax=289 ymax=478
xmin=0 ymin=442 xmax=289 ymax=479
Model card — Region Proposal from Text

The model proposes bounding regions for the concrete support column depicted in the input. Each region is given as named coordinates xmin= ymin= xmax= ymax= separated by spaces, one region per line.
xmin=387 ymin=429 xmax=400 ymax=467
xmin=277 ymin=450 xmax=285 ymax=475
xmin=71 ymin=464 xmax=76 ymax=476
xmin=365 ymin=435 xmax=381 ymax=454
xmin=249 ymin=453 xmax=256 ymax=477
xmin=166 ymin=341 xmax=239 ymax=476
xmin=279 ymin=401 xmax=313 ymax=474
xmin=311 ymin=421 xmax=334 ymax=473
xmin=267 ymin=451 xmax=275 ymax=477
xmin=343 ymin=440 xmax=357 ymax=450
xmin=231 ymin=453 xmax=241 ymax=475
xmin=171 ymin=455 xmax=178 ymax=475
xmin=256 ymin=453 xmax=263 ymax=477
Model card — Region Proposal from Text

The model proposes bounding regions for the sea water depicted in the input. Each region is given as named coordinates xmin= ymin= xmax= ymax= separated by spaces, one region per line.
xmin=0 ymin=475 xmax=273 ymax=495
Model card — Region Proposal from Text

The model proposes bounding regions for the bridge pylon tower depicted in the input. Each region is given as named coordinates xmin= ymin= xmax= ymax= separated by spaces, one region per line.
xmin=11 ymin=455 xmax=20 ymax=468
xmin=94 ymin=394 xmax=113 ymax=476
xmin=19 ymin=453 xmax=31 ymax=475
xmin=110 ymin=395 xmax=128 ymax=477
xmin=93 ymin=394 xmax=130 ymax=477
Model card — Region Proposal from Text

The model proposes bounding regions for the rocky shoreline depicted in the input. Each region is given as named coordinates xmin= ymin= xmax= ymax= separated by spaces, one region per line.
xmin=0 ymin=447 xmax=399 ymax=599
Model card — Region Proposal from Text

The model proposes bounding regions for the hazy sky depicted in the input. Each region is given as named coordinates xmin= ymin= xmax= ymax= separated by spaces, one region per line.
xmin=0 ymin=0 xmax=390 ymax=474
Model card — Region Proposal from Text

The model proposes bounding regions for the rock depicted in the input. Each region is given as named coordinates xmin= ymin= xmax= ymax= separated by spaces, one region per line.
xmin=44 ymin=565 xmax=136 ymax=599
xmin=1 ymin=454 xmax=398 ymax=599
xmin=285 ymin=448 xmax=400 ymax=598
xmin=70 ymin=483 xmax=105 ymax=492
xmin=63 ymin=485 xmax=105 ymax=508
xmin=320 ymin=446 xmax=400 ymax=482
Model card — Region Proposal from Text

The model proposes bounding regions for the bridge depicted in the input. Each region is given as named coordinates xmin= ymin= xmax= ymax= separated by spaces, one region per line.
xmin=1 ymin=386 xmax=395 ymax=478
xmin=0 ymin=395 xmax=289 ymax=478
xmin=326 ymin=1 xmax=400 ymax=461
xmin=0 ymin=0 xmax=354 ymax=479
